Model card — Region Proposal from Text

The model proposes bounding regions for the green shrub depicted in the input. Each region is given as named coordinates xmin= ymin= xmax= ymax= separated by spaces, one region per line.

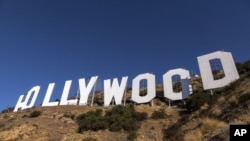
xmin=77 ymin=109 xmax=108 ymax=133
xmin=127 ymin=132 xmax=137 ymax=141
xmin=164 ymin=127 xmax=182 ymax=138
xmin=29 ymin=111 xmax=42 ymax=118
xmin=175 ymin=100 xmax=186 ymax=108
xmin=76 ymin=105 xmax=147 ymax=133
xmin=236 ymin=60 xmax=250 ymax=74
xmin=63 ymin=112 xmax=75 ymax=119
xmin=151 ymin=108 xmax=167 ymax=119
xmin=186 ymin=92 xmax=211 ymax=112
xmin=134 ymin=111 xmax=147 ymax=121
xmin=105 ymin=105 xmax=147 ymax=131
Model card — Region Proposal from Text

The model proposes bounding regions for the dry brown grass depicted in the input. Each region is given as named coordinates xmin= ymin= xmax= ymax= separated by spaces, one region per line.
xmin=228 ymin=95 xmax=238 ymax=106
xmin=217 ymin=96 xmax=225 ymax=103
xmin=211 ymin=106 xmax=222 ymax=117
xmin=200 ymin=103 xmax=209 ymax=111
xmin=238 ymin=112 xmax=250 ymax=124
xmin=183 ymin=118 xmax=225 ymax=141
xmin=201 ymin=118 xmax=225 ymax=134
xmin=184 ymin=129 xmax=202 ymax=141
xmin=209 ymin=96 xmax=224 ymax=117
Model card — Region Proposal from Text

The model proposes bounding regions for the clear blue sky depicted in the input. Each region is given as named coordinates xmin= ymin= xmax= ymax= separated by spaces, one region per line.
xmin=0 ymin=0 xmax=249 ymax=111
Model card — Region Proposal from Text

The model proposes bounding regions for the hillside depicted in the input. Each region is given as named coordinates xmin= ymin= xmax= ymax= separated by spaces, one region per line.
xmin=0 ymin=60 xmax=250 ymax=141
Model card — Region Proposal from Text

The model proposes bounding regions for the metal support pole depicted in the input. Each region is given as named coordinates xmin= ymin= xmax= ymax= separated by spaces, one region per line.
xmin=210 ymin=89 xmax=213 ymax=96
xmin=91 ymin=81 xmax=97 ymax=107
xmin=123 ymin=86 xmax=127 ymax=106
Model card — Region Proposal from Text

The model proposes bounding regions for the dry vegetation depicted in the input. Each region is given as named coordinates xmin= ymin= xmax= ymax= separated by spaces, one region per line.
xmin=1 ymin=60 xmax=250 ymax=141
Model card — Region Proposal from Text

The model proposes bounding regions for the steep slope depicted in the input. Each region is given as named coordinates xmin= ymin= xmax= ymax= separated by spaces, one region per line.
xmin=0 ymin=104 xmax=182 ymax=141
xmin=1 ymin=61 xmax=250 ymax=141
xmin=162 ymin=72 xmax=250 ymax=141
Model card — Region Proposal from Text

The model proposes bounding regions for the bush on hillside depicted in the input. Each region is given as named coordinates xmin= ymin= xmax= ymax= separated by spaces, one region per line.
xmin=151 ymin=108 xmax=167 ymax=119
xmin=127 ymin=132 xmax=137 ymax=141
xmin=186 ymin=92 xmax=211 ymax=112
xmin=76 ymin=104 xmax=147 ymax=133
xmin=29 ymin=110 xmax=42 ymax=118
xmin=1 ymin=107 xmax=14 ymax=113
xmin=77 ymin=109 xmax=108 ymax=133
xmin=105 ymin=105 xmax=147 ymax=131
xmin=236 ymin=60 xmax=250 ymax=74
xmin=63 ymin=112 xmax=75 ymax=119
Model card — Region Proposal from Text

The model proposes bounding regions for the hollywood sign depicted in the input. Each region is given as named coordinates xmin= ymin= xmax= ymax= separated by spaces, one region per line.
xmin=14 ymin=51 xmax=240 ymax=112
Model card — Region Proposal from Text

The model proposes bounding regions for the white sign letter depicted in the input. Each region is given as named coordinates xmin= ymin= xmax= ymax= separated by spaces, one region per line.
xmin=42 ymin=83 xmax=59 ymax=106
xmin=132 ymin=73 xmax=155 ymax=103
xmin=104 ymin=76 xmax=128 ymax=106
xmin=78 ymin=76 xmax=98 ymax=105
xmin=14 ymin=86 xmax=40 ymax=112
xmin=197 ymin=51 xmax=239 ymax=90
xmin=163 ymin=68 xmax=192 ymax=100
xmin=60 ymin=80 xmax=77 ymax=105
